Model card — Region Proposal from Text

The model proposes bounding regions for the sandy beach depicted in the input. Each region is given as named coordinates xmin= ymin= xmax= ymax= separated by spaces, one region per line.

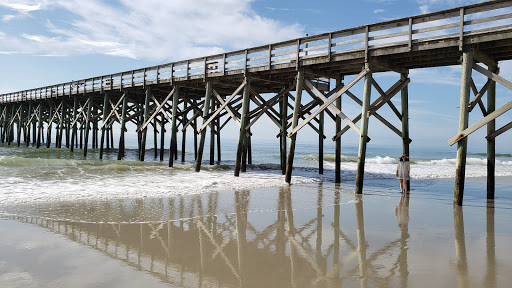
xmin=1 ymin=175 xmax=512 ymax=288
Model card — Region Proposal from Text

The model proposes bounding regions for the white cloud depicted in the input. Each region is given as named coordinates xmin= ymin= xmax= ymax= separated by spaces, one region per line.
xmin=374 ymin=9 xmax=385 ymax=14
xmin=2 ymin=14 xmax=17 ymax=22
xmin=0 ymin=0 xmax=303 ymax=61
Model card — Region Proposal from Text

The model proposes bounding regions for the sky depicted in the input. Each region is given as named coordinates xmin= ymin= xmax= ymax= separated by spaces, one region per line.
xmin=0 ymin=0 xmax=511 ymax=153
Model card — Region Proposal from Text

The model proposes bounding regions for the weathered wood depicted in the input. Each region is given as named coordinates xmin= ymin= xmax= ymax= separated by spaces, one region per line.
xmin=99 ymin=93 xmax=110 ymax=160
xmin=285 ymin=70 xmax=304 ymax=184
xmin=181 ymin=101 xmax=187 ymax=162
xmin=36 ymin=103 xmax=42 ymax=148
xmin=448 ymin=97 xmax=512 ymax=146
xmin=487 ymin=65 xmax=497 ymax=200
xmin=199 ymin=80 xmax=246 ymax=133
xmin=280 ymin=92 xmax=287 ymax=175
xmin=335 ymin=77 xmax=342 ymax=183
xmin=70 ymin=97 xmax=78 ymax=152
xmin=83 ymin=97 xmax=92 ymax=156
xmin=169 ymin=87 xmax=180 ymax=167
xmin=454 ymin=51 xmax=473 ymax=206
xmin=319 ymin=109 xmax=324 ymax=175
xmin=140 ymin=88 xmax=151 ymax=161
xmin=234 ymin=80 xmax=251 ymax=177
xmin=117 ymin=93 xmax=128 ymax=160
xmin=290 ymin=69 xmax=369 ymax=138
xmin=216 ymin=101 xmax=221 ymax=162
xmin=57 ymin=100 xmax=65 ymax=148
xmin=195 ymin=82 xmax=213 ymax=172
xmin=26 ymin=102 xmax=32 ymax=147
xmin=355 ymin=62 xmax=372 ymax=194
xmin=210 ymin=97 xmax=215 ymax=165
xmin=401 ymin=72 xmax=410 ymax=192
xmin=160 ymin=113 xmax=165 ymax=161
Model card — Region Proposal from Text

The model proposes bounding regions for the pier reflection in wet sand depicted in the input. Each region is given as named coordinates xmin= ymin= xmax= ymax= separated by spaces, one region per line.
xmin=1 ymin=183 xmax=511 ymax=287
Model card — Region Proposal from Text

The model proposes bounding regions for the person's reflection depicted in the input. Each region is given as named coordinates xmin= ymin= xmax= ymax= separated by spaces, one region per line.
xmin=395 ymin=194 xmax=410 ymax=288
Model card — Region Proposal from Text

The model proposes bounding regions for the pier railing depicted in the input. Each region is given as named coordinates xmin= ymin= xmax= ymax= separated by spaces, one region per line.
xmin=1 ymin=0 xmax=511 ymax=103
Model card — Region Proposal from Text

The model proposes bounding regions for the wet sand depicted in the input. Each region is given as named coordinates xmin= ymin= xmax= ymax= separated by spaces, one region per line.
xmin=1 ymin=178 xmax=512 ymax=288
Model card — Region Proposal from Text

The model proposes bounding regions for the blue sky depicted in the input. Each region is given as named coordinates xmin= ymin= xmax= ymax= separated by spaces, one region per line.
xmin=1 ymin=0 xmax=511 ymax=153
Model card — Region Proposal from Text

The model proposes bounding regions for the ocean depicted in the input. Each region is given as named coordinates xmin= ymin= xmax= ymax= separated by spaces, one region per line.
xmin=1 ymin=135 xmax=511 ymax=209
xmin=2 ymin=136 xmax=512 ymax=287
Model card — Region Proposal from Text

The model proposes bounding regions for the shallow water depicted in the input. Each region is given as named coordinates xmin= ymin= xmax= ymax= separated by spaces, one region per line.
xmin=1 ymin=139 xmax=512 ymax=287
xmin=1 ymin=183 xmax=512 ymax=288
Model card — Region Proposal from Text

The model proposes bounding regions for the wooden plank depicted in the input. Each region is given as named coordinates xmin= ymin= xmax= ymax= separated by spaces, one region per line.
xmin=212 ymin=88 xmax=241 ymax=127
xmin=473 ymin=63 xmax=512 ymax=91
xmin=449 ymin=98 xmax=512 ymax=146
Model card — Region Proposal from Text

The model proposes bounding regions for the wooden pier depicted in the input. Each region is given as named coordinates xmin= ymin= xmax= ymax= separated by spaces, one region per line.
xmin=1 ymin=0 xmax=512 ymax=205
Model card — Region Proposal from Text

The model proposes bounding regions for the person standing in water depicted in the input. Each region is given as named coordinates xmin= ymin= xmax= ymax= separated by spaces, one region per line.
xmin=396 ymin=154 xmax=410 ymax=194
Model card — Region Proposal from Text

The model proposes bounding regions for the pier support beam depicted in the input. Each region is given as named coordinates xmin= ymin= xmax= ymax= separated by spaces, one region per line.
xmin=355 ymin=62 xmax=373 ymax=194
xmin=235 ymin=79 xmax=251 ymax=177
xmin=169 ymin=87 xmax=179 ymax=167
xmin=401 ymin=71 xmax=410 ymax=191
xmin=335 ymin=77 xmax=343 ymax=183
xmin=70 ymin=96 xmax=78 ymax=153
xmin=36 ymin=104 xmax=42 ymax=148
xmin=487 ymin=64 xmax=497 ymax=199
xmin=26 ymin=102 xmax=33 ymax=147
xmin=280 ymin=92 xmax=287 ymax=175
xmin=117 ymin=93 xmax=128 ymax=160
xmin=84 ymin=97 xmax=92 ymax=156
xmin=99 ymin=93 xmax=110 ymax=160
xmin=285 ymin=70 xmax=304 ymax=183
xmin=454 ymin=51 xmax=473 ymax=206
xmin=195 ymin=82 xmax=212 ymax=172
xmin=140 ymin=88 xmax=151 ymax=161
xmin=160 ymin=113 xmax=165 ymax=161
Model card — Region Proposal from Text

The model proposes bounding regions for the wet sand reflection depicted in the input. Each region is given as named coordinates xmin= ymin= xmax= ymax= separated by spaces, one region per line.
xmin=3 ymin=184 xmax=505 ymax=288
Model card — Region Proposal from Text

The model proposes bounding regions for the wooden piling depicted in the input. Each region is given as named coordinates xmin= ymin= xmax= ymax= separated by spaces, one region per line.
xmin=487 ymin=64 xmax=497 ymax=199
xmin=210 ymin=97 xmax=215 ymax=165
xmin=70 ymin=96 xmax=78 ymax=152
xmin=195 ymin=82 xmax=212 ymax=172
xmin=355 ymin=62 xmax=373 ymax=194
xmin=193 ymin=99 xmax=198 ymax=160
xmin=140 ymin=88 xmax=151 ymax=161
xmin=99 ymin=93 xmax=110 ymax=160
xmin=26 ymin=102 xmax=32 ymax=147
xmin=46 ymin=102 xmax=53 ymax=148
xmin=319 ymin=109 xmax=324 ymax=174
xmin=335 ymin=77 xmax=343 ymax=183
xmin=285 ymin=70 xmax=304 ymax=183
xmin=235 ymin=80 xmax=251 ymax=177
xmin=17 ymin=104 xmax=23 ymax=147
xmin=169 ymin=87 xmax=179 ymax=167
xmin=401 ymin=72 xmax=410 ymax=191
xmin=181 ymin=101 xmax=187 ymax=162
xmin=84 ymin=97 xmax=92 ymax=156
xmin=57 ymin=100 xmax=65 ymax=148
xmin=280 ymin=93 xmax=287 ymax=175
xmin=117 ymin=93 xmax=128 ymax=160
xmin=160 ymin=113 xmax=165 ymax=161
xmin=36 ymin=103 xmax=43 ymax=148
xmin=454 ymin=51 xmax=473 ymax=206
xmin=216 ymin=102 xmax=221 ymax=162
xmin=153 ymin=118 xmax=158 ymax=159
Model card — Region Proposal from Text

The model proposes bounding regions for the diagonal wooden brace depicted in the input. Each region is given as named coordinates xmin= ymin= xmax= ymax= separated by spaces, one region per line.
xmin=99 ymin=94 xmax=125 ymax=130
xmin=468 ymin=78 xmax=491 ymax=114
xmin=198 ymin=79 xmax=246 ymax=133
xmin=212 ymin=88 xmax=241 ymax=128
xmin=333 ymin=78 xmax=409 ymax=141
xmin=288 ymin=68 xmax=370 ymax=137
xmin=448 ymin=99 xmax=512 ymax=145
xmin=138 ymin=87 xmax=176 ymax=132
